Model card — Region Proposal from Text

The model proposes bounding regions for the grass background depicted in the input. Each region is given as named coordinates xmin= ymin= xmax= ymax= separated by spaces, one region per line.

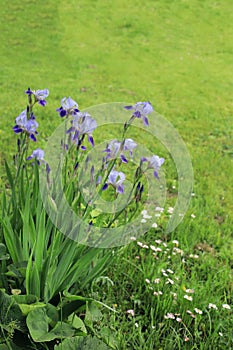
xmin=0 ymin=0 xmax=232 ymax=348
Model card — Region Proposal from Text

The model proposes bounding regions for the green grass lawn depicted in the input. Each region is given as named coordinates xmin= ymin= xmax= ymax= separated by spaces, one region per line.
xmin=1 ymin=0 xmax=232 ymax=348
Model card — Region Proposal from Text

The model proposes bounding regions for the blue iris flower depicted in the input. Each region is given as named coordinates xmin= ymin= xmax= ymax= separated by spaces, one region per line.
xmin=67 ymin=112 xmax=97 ymax=147
xmin=124 ymin=101 xmax=153 ymax=126
xmin=141 ymin=155 xmax=164 ymax=178
xmin=56 ymin=97 xmax=79 ymax=117
xmin=104 ymin=138 xmax=137 ymax=163
xmin=25 ymin=88 xmax=49 ymax=106
xmin=13 ymin=110 xmax=39 ymax=141
xmin=102 ymin=170 xmax=126 ymax=194
xmin=26 ymin=148 xmax=50 ymax=172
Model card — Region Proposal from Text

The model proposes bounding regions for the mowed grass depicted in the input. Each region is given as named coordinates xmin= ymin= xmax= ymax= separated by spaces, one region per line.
xmin=0 ymin=0 xmax=233 ymax=348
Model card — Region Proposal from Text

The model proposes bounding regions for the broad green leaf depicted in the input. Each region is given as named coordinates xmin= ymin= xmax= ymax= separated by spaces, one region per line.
xmin=68 ymin=314 xmax=87 ymax=333
xmin=26 ymin=308 xmax=48 ymax=341
xmin=54 ymin=335 xmax=110 ymax=350
xmin=27 ymin=307 xmax=74 ymax=342
xmin=46 ymin=303 xmax=59 ymax=325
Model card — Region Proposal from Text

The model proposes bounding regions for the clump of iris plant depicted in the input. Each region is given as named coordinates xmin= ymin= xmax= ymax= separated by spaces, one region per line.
xmin=12 ymin=89 xmax=164 ymax=230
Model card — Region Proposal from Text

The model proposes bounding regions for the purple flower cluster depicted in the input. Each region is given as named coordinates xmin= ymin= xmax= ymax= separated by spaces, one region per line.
xmin=56 ymin=96 xmax=98 ymax=148
xmin=13 ymin=88 xmax=49 ymax=141
xmin=12 ymin=90 xmax=164 ymax=203
xmin=13 ymin=88 xmax=50 ymax=174
xmin=97 ymin=101 xmax=163 ymax=196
